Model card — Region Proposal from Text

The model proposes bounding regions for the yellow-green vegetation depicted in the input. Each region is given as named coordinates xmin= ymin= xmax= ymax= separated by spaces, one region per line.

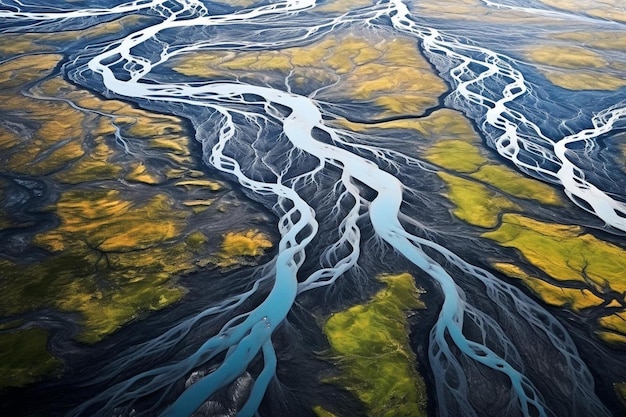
xmin=0 ymin=25 xmax=277 ymax=389
xmin=323 ymin=273 xmax=427 ymax=417
xmin=212 ymin=230 xmax=273 ymax=268
xmin=0 ymin=125 xmax=19 ymax=152
xmin=483 ymin=214 xmax=626 ymax=343
xmin=183 ymin=199 xmax=215 ymax=213
xmin=0 ymin=16 xmax=148 ymax=57
xmin=493 ymin=263 xmax=604 ymax=312
xmin=0 ymin=328 xmax=62 ymax=388
xmin=341 ymin=90 xmax=626 ymax=351
xmin=471 ymin=165 xmax=561 ymax=204
xmin=538 ymin=0 xmax=626 ymax=24
xmin=543 ymin=71 xmax=626 ymax=91
xmin=553 ymin=31 xmax=626 ymax=52
xmin=425 ymin=135 xmax=561 ymax=206
xmin=312 ymin=405 xmax=339 ymax=417
xmin=36 ymin=190 xmax=184 ymax=252
xmin=437 ymin=172 xmax=520 ymax=228
xmin=186 ymin=231 xmax=208 ymax=249
xmin=28 ymin=75 xmax=193 ymax=184
xmin=427 ymin=134 xmax=626 ymax=346
xmin=0 ymin=52 xmax=274 ymax=352
xmin=0 ymin=189 xmax=190 ymax=343
xmin=527 ymin=46 xmax=607 ymax=70
xmin=0 ymin=55 xmax=89 ymax=176
xmin=172 ymin=30 xmax=446 ymax=117
xmin=524 ymin=44 xmax=626 ymax=91
xmin=338 ymin=109 xmax=478 ymax=140
xmin=597 ymin=312 xmax=626 ymax=345
xmin=0 ymin=54 xmax=62 ymax=88
xmin=55 ymin=138 xmax=123 ymax=183
xmin=483 ymin=214 xmax=626 ymax=291
xmin=428 ymin=140 xmax=486 ymax=173
xmin=373 ymin=108 xmax=626 ymax=348
xmin=0 ymin=192 xmax=269 ymax=345
xmin=126 ymin=162 xmax=159 ymax=184
xmin=524 ymin=4 xmax=626 ymax=91
xmin=176 ymin=179 xmax=223 ymax=191
xmin=340 ymin=109 xmax=561 ymax=207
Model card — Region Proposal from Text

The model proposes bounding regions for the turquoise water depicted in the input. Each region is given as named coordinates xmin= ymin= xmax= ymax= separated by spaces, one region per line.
xmin=1 ymin=1 xmax=626 ymax=416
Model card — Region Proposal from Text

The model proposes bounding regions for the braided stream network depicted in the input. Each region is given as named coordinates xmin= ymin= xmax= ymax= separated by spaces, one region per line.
xmin=2 ymin=1 xmax=625 ymax=416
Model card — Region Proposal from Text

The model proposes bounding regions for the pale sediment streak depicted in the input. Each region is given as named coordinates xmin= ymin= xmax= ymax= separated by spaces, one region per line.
xmin=1 ymin=1 xmax=620 ymax=416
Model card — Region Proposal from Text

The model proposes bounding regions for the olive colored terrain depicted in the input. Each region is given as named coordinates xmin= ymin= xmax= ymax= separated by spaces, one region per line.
xmin=539 ymin=0 xmax=626 ymax=23
xmin=340 ymin=102 xmax=626 ymax=348
xmin=0 ymin=16 xmax=149 ymax=57
xmin=0 ymin=50 xmax=273 ymax=387
xmin=0 ymin=328 xmax=62 ymax=388
xmin=172 ymin=29 xmax=447 ymax=118
xmin=335 ymin=1 xmax=626 ymax=403
xmin=406 ymin=110 xmax=626 ymax=346
xmin=322 ymin=273 xmax=427 ymax=417
xmin=525 ymin=44 xmax=626 ymax=91
xmin=524 ymin=2 xmax=626 ymax=91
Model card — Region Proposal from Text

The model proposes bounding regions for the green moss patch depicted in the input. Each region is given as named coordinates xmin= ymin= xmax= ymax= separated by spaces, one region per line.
xmin=493 ymin=262 xmax=604 ymax=312
xmin=438 ymin=172 xmax=520 ymax=228
xmin=212 ymin=230 xmax=273 ymax=268
xmin=0 ymin=328 xmax=62 ymax=388
xmin=484 ymin=214 xmax=626 ymax=345
xmin=313 ymin=405 xmax=339 ymax=417
xmin=471 ymin=165 xmax=561 ymax=205
xmin=426 ymin=140 xmax=485 ymax=173
xmin=483 ymin=214 xmax=626 ymax=292
xmin=323 ymin=273 xmax=427 ymax=417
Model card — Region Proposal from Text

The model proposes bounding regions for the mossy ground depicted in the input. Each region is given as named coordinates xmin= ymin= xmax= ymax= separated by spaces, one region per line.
xmin=0 ymin=328 xmax=62 ymax=389
xmin=523 ymin=7 xmax=626 ymax=91
xmin=431 ymin=142 xmax=626 ymax=345
xmin=0 ymin=52 xmax=273 ymax=385
xmin=437 ymin=172 xmax=520 ymax=228
xmin=484 ymin=215 xmax=626 ymax=293
xmin=493 ymin=263 xmax=604 ymax=312
xmin=356 ymin=100 xmax=626 ymax=348
xmin=333 ymin=75 xmax=625 ymax=351
xmin=212 ymin=230 xmax=273 ymax=268
xmin=419 ymin=118 xmax=626 ymax=345
xmin=172 ymin=29 xmax=446 ymax=118
xmin=313 ymin=405 xmax=340 ymax=417
xmin=323 ymin=273 xmax=427 ymax=417
xmin=538 ymin=0 xmax=626 ymax=24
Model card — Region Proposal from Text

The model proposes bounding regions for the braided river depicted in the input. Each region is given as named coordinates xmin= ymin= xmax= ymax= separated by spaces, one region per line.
xmin=1 ymin=1 xmax=626 ymax=416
